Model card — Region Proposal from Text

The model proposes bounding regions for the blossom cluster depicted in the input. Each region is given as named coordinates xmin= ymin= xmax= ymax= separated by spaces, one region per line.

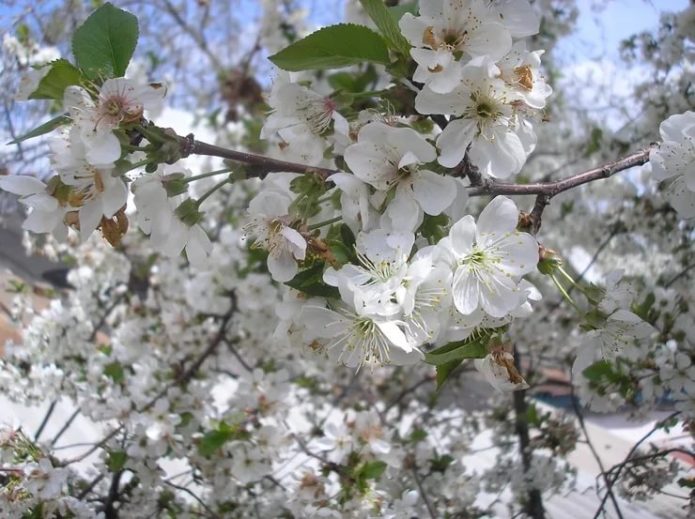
xmin=1 ymin=0 xmax=694 ymax=516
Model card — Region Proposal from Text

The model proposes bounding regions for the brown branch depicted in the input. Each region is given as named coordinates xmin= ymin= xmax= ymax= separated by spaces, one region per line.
xmin=183 ymin=136 xmax=335 ymax=180
xmin=466 ymin=147 xmax=653 ymax=198
xmin=182 ymin=133 xmax=652 ymax=201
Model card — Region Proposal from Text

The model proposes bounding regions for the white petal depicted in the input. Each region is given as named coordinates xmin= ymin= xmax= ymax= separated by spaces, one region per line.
xmin=78 ymin=202 xmax=102 ymax=240
xmin=101 ymin=177 xmax=128 ymax=218
xmin=477 ymin=196 xmax=518 ymax=237
xmin=448 ymin=215 xmax=475 ymax=257
xmin=280 ymin=226 xmax=307 ymax=260
xmin=412 ymin=170 xmax=457 ymax=215
xmin=84 ymin=131 xmax=121 ymax=166
xmin=436 ymin=119 xmax=477 ymax=168
xmin=452 ymin=266 xmax=479 ymax=315
xmin=466 ymin=22 xmax=512 ymax=61
xmin=0 ymin=175 xmax=45 ymax=196
xmin=267 ymin=251 xmax=298 ymax=282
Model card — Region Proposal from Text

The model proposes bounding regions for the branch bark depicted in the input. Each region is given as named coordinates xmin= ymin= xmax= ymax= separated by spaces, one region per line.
xmin=182 ymin=133 xmax=652 ymax=200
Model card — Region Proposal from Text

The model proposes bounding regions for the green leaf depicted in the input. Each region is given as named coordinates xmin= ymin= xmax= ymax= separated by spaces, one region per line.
xmin=72 ymin=2 xmax=139 ymax=79
xmin=285 ymin=263 xmax=340 ymax=298
xmin=388 ymin=2 xmax=418 ymax=20
xmin=103 ymin=361 xmax=125 ymax=383
xmin=584 ymin=127 xmax=603 ymax=157
xmin=268 ymin=23 xmax=390 ymax=71
xmin=435 ymin=358 xmax=464 ymax=389
xmin=425 ymin=334 xmax=490 ymax=366
xmin=197 ymin=422 xmax=249 ymax=458
xmin=328 ymin=66 xmax=378 ymax=93
xmin=7 ymin=114 xmax=70 ymax=145
xmin=582 ymin=360 xmax=613 ymax=382
xmin=28 ymin=60 xmax=83 ymax=101
xmin=359 ymin=0 xmax=411 ymax=56
xmin=357 ymin=460 xmax=387 ymax=482
xmin=419 ymin=213 xmax=449 ymax=245
xmin=430 ymin=454 xmax=454 ymax=473
xmin=106 ymin=451 xmax=127 ymax=472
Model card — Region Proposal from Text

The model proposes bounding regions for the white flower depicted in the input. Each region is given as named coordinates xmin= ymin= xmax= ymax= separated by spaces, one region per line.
xmin=438 ymin=196 xmax=538 ymax=318
xmin=301 ymin=297 xmax=423 ymax=369
xmin=262 ymin=79 xmax=349 ymax=138
xmin=132 ymin=170 xmax=176 ymax=248
xmin=325 ymin=229 xmax=413 ymax=317
xmin=497 ymin=41 xmax=552 ymax=110
xmin=51 ymin=135 xmax=128 ymax=240
xmin=24 ymin=458 xmax=68 ymax=500
xmin=649 ymin=111 xmax=695 ymax=218
xmin=0 ymin=175 xmax=68 ymax=239
xmin=416 ymin=63 xmax=536 ymax=175
xmin=329 ymin=172 xmax=373 ymax=233
xmin=64 ymin=78 xmax=166 ymax=165
xmin=244 ymin=190 xmax=306 ymax=282
xmin=343 ymin=121 xmax=457 ymax=231
xmin=399 ymin=0 xmax=512 ymax=93
xmin=160 ymin=217 xmax=213 ymax=270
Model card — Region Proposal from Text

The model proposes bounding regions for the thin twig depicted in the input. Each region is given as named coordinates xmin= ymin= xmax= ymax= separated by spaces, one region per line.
xmin=51 ymin=408 xmax=81 ymax=446
xmin=164 ymin=480 xmax=221 ymax=519
xmin=592 ymin=411 xmax=681 ymax=519
xmin=34 ymin=399 xmax=57 ymax=441
xmin=412 ymin=466 xmax=436 ymax=519
xmin=569 ymin=377 xmax=623 ymax=519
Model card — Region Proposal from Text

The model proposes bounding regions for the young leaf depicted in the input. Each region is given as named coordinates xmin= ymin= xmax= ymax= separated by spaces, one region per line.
xmin=285 ymin=263 xmax=340 ymax=298
xmin=72 ymin=2 xmax=139 ymax=79
xmin=7 ymin=114 xmax=70 ymax=145
xmin=28 ymin=60 xmax=83 ymax=101
xmin=268 ymin=23 xmax=390 ymax=71
xmin=425 ymin=335 xmax=490 ymax=366
xmin=359 ymin=0 xmax=411 ymax=56
xmin=435 ymin=358 xmax=464 ymax=389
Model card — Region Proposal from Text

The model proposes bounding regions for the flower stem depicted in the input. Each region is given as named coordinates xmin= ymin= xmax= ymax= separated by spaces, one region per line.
xmin=196 ymin=178 xmax=230 ymax=208
xmin=557 ymin=265 xmax=592 ymax=297
xmin=551 ymin=274 xmax=580 ymax=311
xmin=307 ymin=216 xmax=342 ymax=231
xmin=123 ymin=160 xmax=151 ymax=172
xmin=184 ymin=168 xmax=234 ymax=184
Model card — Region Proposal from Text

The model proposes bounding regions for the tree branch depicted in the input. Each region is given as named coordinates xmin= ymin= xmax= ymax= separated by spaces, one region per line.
xmin=512 ymin=347 xmax=545 ymax=519
xmin=181 ymin=133 xmax=652 ymax=200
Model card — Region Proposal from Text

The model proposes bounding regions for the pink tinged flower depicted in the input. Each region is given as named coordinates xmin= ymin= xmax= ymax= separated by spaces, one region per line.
xmin=64 ymin=78 xmax=166 ymax=166
xmin=442 ymin=196 xmax=538 ymax=318
xmin=399 ymin=0 xmax=512 ymax=93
